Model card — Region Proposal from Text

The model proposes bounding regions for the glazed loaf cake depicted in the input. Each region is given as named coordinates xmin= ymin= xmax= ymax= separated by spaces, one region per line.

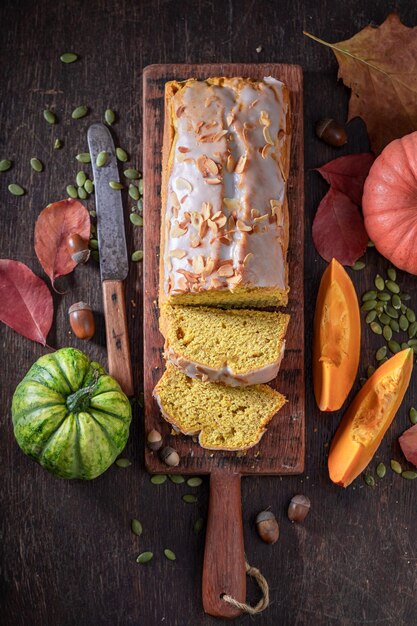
xmin=160 ymin=76 xmax=291 ymax=309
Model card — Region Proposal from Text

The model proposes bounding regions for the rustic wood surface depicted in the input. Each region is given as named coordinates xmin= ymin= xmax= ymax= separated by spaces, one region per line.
xmin=2 ymin=1 xmax=417 ymax=625
xmin=143 ymin=63 xmax=304 ymax=476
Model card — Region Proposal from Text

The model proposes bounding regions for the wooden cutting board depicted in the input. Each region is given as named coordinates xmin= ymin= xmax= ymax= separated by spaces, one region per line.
xmin=143 ymin=63 xmax=304 ymax=619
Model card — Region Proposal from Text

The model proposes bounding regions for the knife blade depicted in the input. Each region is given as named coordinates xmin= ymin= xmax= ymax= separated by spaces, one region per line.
xmin=87 ymin=123 xmax=133 ymax=396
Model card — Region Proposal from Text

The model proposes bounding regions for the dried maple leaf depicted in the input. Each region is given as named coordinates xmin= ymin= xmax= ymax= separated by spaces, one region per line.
xmin=316 ymin=153 xmax=374 ymax=206
xmin=312 ymin=187 xmax=369 ymax=266
xmin=34 ymin=199 xmax=90 ymax=288
xmin=305 ymin=13 xmax=417 ymax=154
xmin=0 ymin=260 xmax=53 ymax=346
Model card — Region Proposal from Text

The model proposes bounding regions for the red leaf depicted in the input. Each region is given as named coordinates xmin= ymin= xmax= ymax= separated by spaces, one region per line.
xmin=34 ymin=199 xmax=90 ymax=287
xmin=0 ymin=260 xmax=53 ymax=346
xmin=317 ymin=153 xmax=375 ymax=206
xmin=399 ymin=424 xmax=417 ymax=467
xmin=312 ymin=188 xmax=369 ymax=265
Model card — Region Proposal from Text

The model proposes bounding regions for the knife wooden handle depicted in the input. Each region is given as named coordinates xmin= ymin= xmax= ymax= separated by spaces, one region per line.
xmin=102 ymin=280 xmax=134 ymax=396
xmin=202 ymin=471 xmax=246 ymax=618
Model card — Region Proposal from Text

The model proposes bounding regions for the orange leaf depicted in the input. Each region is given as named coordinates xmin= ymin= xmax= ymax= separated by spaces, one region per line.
xmin=34 ymin=199 xmax=90 ymax=288
xmin=305 ymin=13 xmax=417 ymax=154
xmin=0 ymin=260 xmax=53 ymax=346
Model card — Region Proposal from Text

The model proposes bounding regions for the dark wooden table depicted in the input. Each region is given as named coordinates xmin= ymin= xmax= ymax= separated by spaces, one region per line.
xmin=1 ymin=1 xmax=417 ymax=625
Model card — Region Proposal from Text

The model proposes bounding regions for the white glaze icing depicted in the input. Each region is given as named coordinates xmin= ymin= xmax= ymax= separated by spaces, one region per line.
xmin=163 ymin=77 xmax=289 ymax=297
xmin=164 ymin=342 xmax=286 ymax=386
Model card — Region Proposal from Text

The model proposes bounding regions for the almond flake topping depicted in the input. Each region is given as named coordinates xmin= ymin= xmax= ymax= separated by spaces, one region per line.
xmin=228 ymin=274 xmax=243 ymax=285
xmin=177 ymin=269 xmax=199 ymax=283
xmin=205 ymin=177 xmax=222 ymax=185
xmin=259 ymin=110 xmax=271 ymax=127
xmin=217 ymin=265 xmax=234 ymax=278
xmin=236 ymin=219 xmax=252 ymax=232
xmin=170 ymin=191 xmax=180 ymax=209
xmin=207 ymin=219 xmax=218 ymax=233
xmin=202 ymin=202 xmax=212 ymax=220
xmin=190 ymin=234 xmax=201 ymax=248
xmin=261 ymin=143 xmax=272 ymax=159
xmin=178 ymin=146 xmax=190 ymax=153
xmin=175 ymin=177 xmax=193 ymax=192
xmin=226 ymin=112 xmax=235 ymax=127
xmin=243 ymin=252 xmax=254 ymax=266
xmin=211 ymin=210 xmax=223 ymax=220
xmin=199 ymin=130 xmax=228 ymax=143
xmin=192 ymin=255 xmax=205 ymax=274
xmin=263 ymin=126 xmax=274 ymax=145
xmin=191 ymin=212 xmax=203 ymax=229
xmin=176 ymin=106 xmax=185 ymax=118
xmin=169 ymin=249 xmax=186 ymax=259
xmin=234 ymin=153 xmax=248 ymax=174
xmin=211 ymin=277 xmax=223 ymax=289
xmin=254 ymin=214 xmax=269 ymax=223
xmin=202 ymin=257 xmax=215 ymax=277
xmin=215 ymin=215 xmax=227 ymax=228
xmin=199 ymin=220 xmax=208 ymax=239
xmin=171 ymin=221 xmax=188 ymax=238
xmin=223 ymin=197 xmax=239 ymax=210
xmin=226 ymin=154 xmax=235 ymax=172
xmin=197 ymin=155 xmax=219 ymax=177
xmin=251 ymin=208 xmax=260 ymax=218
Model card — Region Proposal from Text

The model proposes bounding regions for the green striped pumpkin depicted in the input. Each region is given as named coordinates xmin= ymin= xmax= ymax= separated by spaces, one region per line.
xmin=12 ymin=348 xmax=132 ymax=479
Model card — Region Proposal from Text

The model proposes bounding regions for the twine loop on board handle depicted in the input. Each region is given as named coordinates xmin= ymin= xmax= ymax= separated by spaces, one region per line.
xmin=221 ymin=559 xmax=269 ymax=615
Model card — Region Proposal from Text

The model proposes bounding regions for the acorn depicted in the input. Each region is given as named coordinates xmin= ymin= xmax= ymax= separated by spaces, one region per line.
xmin=147 ymin=429 xmax=163 ymax=452
xmin=68 ymin=301 xmax=95 ymax=340
xmin=315 ymin=118 xmax=347 ymax=147
xmin=160 ymin=446 xmax=180 ymax=467
xmin=255 ymin=510 xmax=279 ymax=544
xmin=288 ymin=494 xmax=311 ymax=523
xmin=66 ymin=233 xmax=90 ymax=265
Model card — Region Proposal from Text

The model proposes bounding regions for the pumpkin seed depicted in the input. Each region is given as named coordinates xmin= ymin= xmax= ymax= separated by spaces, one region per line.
xmin=193 ymin=517 xmax=204 ymax=534
xmin=8 ymin=183 xmax=25 ymax=196
xmin=391 ymin=294 xmax=401 ymax=309
xmin=390 ymin=320 xmax=400 ymax=332
xmin=60 ymin=52 xmax=78 ymax=63
xmin=363 ymin=474 xmax=375 ymax=487
xmin=378 ymin=357 xmax=388 ymax=365
xmin=43 ymin=109 xmax=56 ymax=124
xmin=401 ymin=303 xmax=407 ymax=314
xmin=352 ymin=261 xmax=365 ymax=270
xmin=54 ymin=138 xmax=62 ymax=149
xmin=379 ymin=313 xmax=391 ymax=325
xmin=388 ymin=340 xmax=401 ymax=354
xmin=367 ymin=240 xmax=375 ymax=247
xmin=72 ymin=105 xmax=88 ymax=119
xmin=370 ymin=322 xmax=382 ymax=335
xmin=408 ymin=322 xmax=417 ymax=338
xmin=376 ymin=462 xmax=386 ymax=478
xmin=400 ymin=293 xmax=411 ymax=301
xmin=169 ymin=474 xmax=185 ymax=484
xmin=376 ymin=346 xmax=387 ymax=361
xmin=0 ymin=159 xmax=12 ymax=172
xmin=399 ymin=315 xmax=409 ymax=331
xmin=401 ymin=342 xmax=409 ymax=350
xmin=105 ymin=108 xmax=116 ymax=125
xmin=78 ymin=186 xmax=87 ymax=200
xmin=383 ymin=325 xmax=393 ymax=341
xmin=89 ymin=210 xmax=97 ymax=218
xmin=138 ymin=179 xmax=144 ymax=195
xmin=410 ymin=408 xmax=417 ymax=425
xmin=89 ymin=239 xmax=99 ymax=250
xmin=116 ymin=147 xmax=128 ymax=162
xmin=187 ymin=477 xmax=203 ymax=487
xmin=406 ymin=308 xmax=416 ymax=323
xmin=408 ymin=339 xmax=417 ymax=347
xmin=150 ymin=474 xmax=167 ymax=485
xmin=182 ymin=494 xmax=198 ymax=504
xmin=132 ymin=250 xmax=143 ymax=262
xmin=96 ymin=151 xmax=108 ymax=167
xmin=387 ymin=267 xmax=397 ymax=281
xmin=136 ymin=551 xmax=153 ymax=564
xmin=84 ymin=179 xmax=94 ymax=194
xmin=115 ymin=458 xmax=131 ymax=468
xmin=362 ymin=291 xmax=377 ymax=302
xmin=402 ymin=470 xmax=417 ymax=480
xmin=164 ymin=548 xmax=176 ymax=561
xmin=91 ymin=250 xmax=99 ymax=262
xmin=76 ymin=152 xmax=91 ymax=163
xmin=386 ymin=305 xmax=399 ymax=319
xmin=359 ymin=377 xmax=367 ymax=387
xmin=109 ymin=181 xmax=123 ymax=190
xmin=131 ymin=519 xmax=143 ymax=536
xmin=76 ymin=171 xmax=87 ymax=187
xmin=377 ymin=292 xmax=391 ymax=302
xmin=390 ymin=459 xmax=402 ymax=474
xmin=129 ymin=184 xmax=140 ymax=201
xmin=374 ymin=275 xmax=385 ymax=291
xmin=66 ymin=184 xmax=78 ymax=199
xmin=365 ymin=310 xmax=377 ymax=323
xmin=375 ymin=303 xmax=384 ymax=314
xmin=124 ymin=168 xmax=140 ymax=180
xmin=362 ymin=300 xmax=377 ymax=312
xmin=366 ymin=365 xmax=374 ymax=378
xmin=130 ymin=213 xmax=143 ymax=226
xmin=137 ymin=198 xmax=143 ymax=211
xmin=386 ymin=279 xmax=400 ymax=294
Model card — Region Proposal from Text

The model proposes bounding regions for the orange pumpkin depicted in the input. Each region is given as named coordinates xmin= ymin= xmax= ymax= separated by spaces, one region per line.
xmin=363 ymin=131 xmax=417 ymax=274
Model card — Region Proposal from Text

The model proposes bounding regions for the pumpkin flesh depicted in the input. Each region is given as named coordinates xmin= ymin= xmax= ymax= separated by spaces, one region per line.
xmin=328 ymin=349 xmax=413 ymax=487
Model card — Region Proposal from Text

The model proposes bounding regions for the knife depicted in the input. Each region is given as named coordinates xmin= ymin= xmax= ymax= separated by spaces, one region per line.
xmin=87 ymin=123 xmax=134 ymax=396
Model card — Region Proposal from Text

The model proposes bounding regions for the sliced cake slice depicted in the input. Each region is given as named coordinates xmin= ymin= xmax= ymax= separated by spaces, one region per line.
xmin=153 ymin=365 xmax=286 ymax=451
xmin=160 ymin=304 xmax=290 ymax=386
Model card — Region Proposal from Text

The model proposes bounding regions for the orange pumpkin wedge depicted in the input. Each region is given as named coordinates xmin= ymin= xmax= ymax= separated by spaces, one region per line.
xmin=328 ymin=348 xmax=413 ymax=487
xmin=313 ymin=258 xmax=360 ymax=411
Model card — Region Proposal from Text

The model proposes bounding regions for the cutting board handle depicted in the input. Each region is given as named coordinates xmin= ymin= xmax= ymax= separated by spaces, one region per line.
xmin=202 ymin=471 xmax=246 ymax=618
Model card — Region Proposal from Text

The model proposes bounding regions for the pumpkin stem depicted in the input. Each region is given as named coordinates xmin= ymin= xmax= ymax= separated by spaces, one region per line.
xmin=66 ymin=370 xmax=99 ymax=414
